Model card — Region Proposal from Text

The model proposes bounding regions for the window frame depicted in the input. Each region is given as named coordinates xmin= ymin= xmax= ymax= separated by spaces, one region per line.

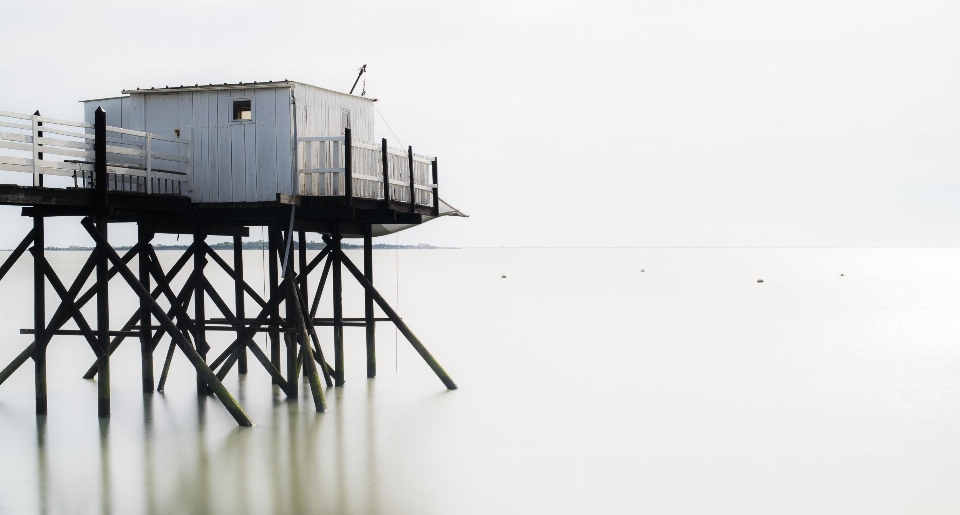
xmin=230 ymin=98 xmax=254 ymax=123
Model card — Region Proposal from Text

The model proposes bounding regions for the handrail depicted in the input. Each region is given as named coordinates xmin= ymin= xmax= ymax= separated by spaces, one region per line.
xmin=0 ymin=108 xmax=190 ymax=195
xmin=296 ymin=132 xmax=436 ymax=208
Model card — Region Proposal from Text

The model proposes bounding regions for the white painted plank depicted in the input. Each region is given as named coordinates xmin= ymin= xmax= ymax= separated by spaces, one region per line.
xmin=36 ymin=116 xmax=93 ymax=129
xmin=298 ymin=136 xmax=344 ymax=142
xmin=244 ymin=120 xmax=257 ymax=202
xmin=301 ymin=168 xmax=344 ymax=174
xmin=191 ymin=93 xmax=203 ymax=198
xmin=0 ymin=110 xmax=32 ymax=120
xmin=207 ymin=92 xmax=218 ymax=203
xmin=255 ymin=88 xmax=277 ymax=201
xmin=231 ymin=116 xmax=245 ymax=201
xmin=0 ymin=119 xmax=32 ymax=131
xmin=177 ymin=93 xmax=192 ymax=191
xmin=0 ymin=131 xmax=31 ymax=143
xmin=218 ymin=91 xmax=233 ymax=202
xmin=276 ymin=88 xmax=292 ymax=196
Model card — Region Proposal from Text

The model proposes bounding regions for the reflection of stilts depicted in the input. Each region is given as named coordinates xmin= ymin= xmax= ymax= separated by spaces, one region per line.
xmin=99 ymin=420 xmax=112 ymax=515
xmin=36 ymin=416 xmax=49 ymax=515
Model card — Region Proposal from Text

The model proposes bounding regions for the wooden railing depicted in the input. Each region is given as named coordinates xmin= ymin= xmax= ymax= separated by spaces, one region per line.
xmin=0 ymin=109 xmax=190 ymax=195
xmin=296 ymin=128 xmax=438 ymax=214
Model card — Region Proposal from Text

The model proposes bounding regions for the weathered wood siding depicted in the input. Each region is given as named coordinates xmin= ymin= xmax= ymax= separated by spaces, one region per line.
xmin=293 ymin=83 xmax=375 ymax=196
xmin=86 ymin=87 xmax=293 ymax=203
xmin=85 ymin=83 xmax=377 ymax=203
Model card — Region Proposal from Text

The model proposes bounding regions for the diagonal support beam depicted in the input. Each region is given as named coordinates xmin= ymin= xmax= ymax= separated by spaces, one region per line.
xmin=286 ymin=281 xmax=326 ymax=411
xmin=0 ymin=228 xmax=35 ymax=283
xmin=81 ymin=246 xmax=195 ymax=379
xmin=210 ymin=288 xmax=286 ymax=381
xmin=303 ymin=246 xmax=331 ymax=280
xmin=2 ymin=247 xmax=98 ymax=389
xmin=294 ymin=281 xmax=334 ymax=387
xmin=81 ymin=217 xmax=253 ymax=427
xmin=30 ymin=249 xmax=102 ymax=357
xmin=336 ymin=248 xmax=458 ymax=390
xmin=310 ymin=254 xmax=332 ymax=319
xmin=201 ymin=276 xmax=294 ymax=395
xmin=202 ymin=242 xmax=268 ymax=310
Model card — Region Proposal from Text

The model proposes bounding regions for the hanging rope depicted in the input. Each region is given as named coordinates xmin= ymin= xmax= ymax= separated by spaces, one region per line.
xmin=375 ymin=105 xmax=405 ymax=149
xmin=395 ymin=231 xmax=399 ymax=371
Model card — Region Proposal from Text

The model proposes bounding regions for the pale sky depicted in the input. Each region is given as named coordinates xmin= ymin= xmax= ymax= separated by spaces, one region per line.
xmin=1 ymin=1 xmax=959 ymax=248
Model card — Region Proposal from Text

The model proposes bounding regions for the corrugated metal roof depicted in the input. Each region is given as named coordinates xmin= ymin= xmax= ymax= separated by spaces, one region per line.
xmin=117 ymin=80 xmax=373 ymax=101
xmin=120 ymin=80 xmax=295 ymax=95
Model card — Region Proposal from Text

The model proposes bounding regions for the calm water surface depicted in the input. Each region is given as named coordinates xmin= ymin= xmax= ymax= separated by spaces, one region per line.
xmin=1 ymin=248 xmax=959 ymax=514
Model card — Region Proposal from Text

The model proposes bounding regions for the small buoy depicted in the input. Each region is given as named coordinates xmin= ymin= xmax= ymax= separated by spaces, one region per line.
xmin=501 ymin=275 xmax=506 ymax=279
xmin=840 ymin=273 xmax=844 ymax=277
xmin=757 ymin=279 xmax=764 ymax=283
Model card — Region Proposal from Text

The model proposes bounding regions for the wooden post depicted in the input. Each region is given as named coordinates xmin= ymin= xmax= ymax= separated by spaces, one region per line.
xmin=95 ymin=107 xmax=107 ymax=206
xmin=34 ymin=110 xmax=43 ymax=187
xmin=432 ymin=158 xmax=439 ymax=217
xmin=233 ymin=235 xmax=247 ymax=374
xmin=284 ymin=230 xmax=298 ymax=397
xmin=286 ymin=281 xmax=326 ymax=411
xmin=344 ymin=127 xmax=353 ymax=204
xmin=408 ymin=145 xmax=415 ymax=212
xmin=297 ymin=230 xmax=309 ymax=381
xmin=94 ymin=107 xmax=110 ymax=416
xmin=336 ymin=248 xmax=458 ymax=390
xmin=96 ymin=218 xmax=110 ymax=416
xmin=381 ymin=138 xmax=390 ymax=205
xmin=33 ymin=216 xmax=46 ymax=414
xmin=332 ymin=225 xmax=345 ymax=386
xmin=364 ymin=224 xmax=375 ymax=378
xmin=268 ymin=228 xmax=281 ymax=382
xmin=298 ymin=231 xmax=308 ymax=316
xmin=139 ymin=227 xmax=154 ymax=392
xmin=194 ymin=231 xmax=207 ymax=395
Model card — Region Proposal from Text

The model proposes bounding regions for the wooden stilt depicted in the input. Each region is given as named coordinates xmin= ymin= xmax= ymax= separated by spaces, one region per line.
xmin=139 ymin=228 xmax=154 ymax=392
xmin=363 ymin=224 xmax=376 ymax=378
xmin=332 ymin=226 xmax=345 ymax=387
xmin=81 ymin=218 xmax=253 ymax=427
xmin=95 ymin=217 xmax=110 ymax=417
xmin=33 ymin=215 xmax=46 ymax=414
xmin=283 ymin=230 xmax=298 ymax=397
xmin=233 ymin=235 xmax=248 ymax=374
xmin=194 ymin=231 xmax=207 ymax=395
xmin=93 ymin=106 xmax=111 ymax=417
xmin=293 ymin=284 xmax=334 ymax=387
xmin=286 ymin=281 xmax=326 ymax=411
xmin=268 ymin=228 xmax=281 ymax=383
xmin=157 ymin=340 xmax=176 ymax=392
xmin=336 ymin=248 xmax=458 ymax=390
xmin=298 ymin=231 xmax=308 ymax=308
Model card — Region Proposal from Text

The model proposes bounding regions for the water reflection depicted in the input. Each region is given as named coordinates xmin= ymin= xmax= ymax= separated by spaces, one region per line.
xmin=98 ymin=420 xmax=111 ymax=515
xmin=36 ymin=415 xmax=48 ymax=515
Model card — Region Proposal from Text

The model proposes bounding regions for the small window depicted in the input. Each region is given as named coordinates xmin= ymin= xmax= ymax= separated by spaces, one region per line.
xmin=232 ymin=99 xmax=252 ymax=121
